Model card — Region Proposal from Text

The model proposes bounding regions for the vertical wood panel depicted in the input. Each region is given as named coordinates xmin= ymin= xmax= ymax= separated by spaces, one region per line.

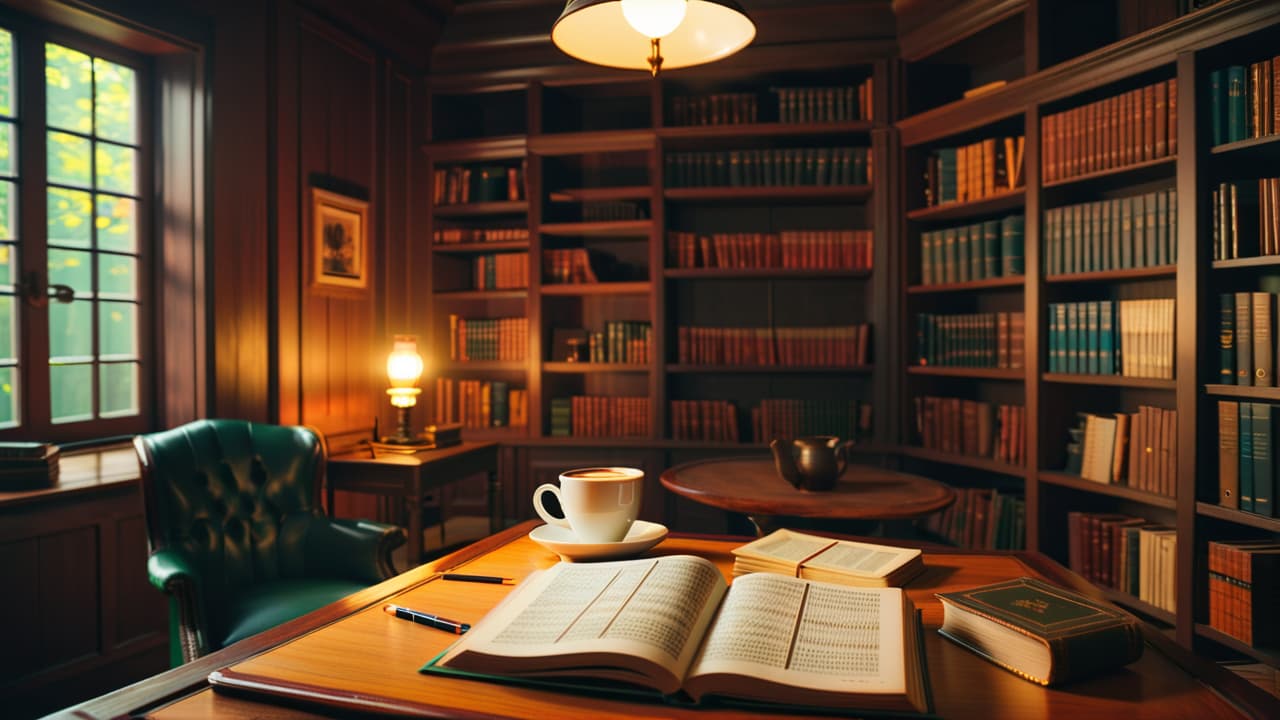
xmin=0 ymin=539 xmax=41 ymax=678
xmin=38 ymin=527 xmax=101 ymax=668
xmin=113 ymin=514 xmax=165 ymax=645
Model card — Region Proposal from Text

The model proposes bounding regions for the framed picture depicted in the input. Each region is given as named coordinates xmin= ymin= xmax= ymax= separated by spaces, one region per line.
xmin=311 ymin=188 xmax=369 ymax=295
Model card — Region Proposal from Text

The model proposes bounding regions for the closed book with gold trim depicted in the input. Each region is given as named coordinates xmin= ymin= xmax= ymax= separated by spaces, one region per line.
xmin=936 ymin=576 xmax=1143 ymax=686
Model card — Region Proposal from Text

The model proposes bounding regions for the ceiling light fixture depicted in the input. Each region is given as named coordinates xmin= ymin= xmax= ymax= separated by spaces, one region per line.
xmin=551 ymin=0 xmax=756 ymax=77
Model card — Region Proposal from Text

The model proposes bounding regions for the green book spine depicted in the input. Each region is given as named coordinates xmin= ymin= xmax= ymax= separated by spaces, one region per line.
xmin=1099 ymin=300 xmax=1115 ymax=375
xmin=1155 ymin=190 xmax=1168 ymax=266
xmin=1120 ymin=196 xmax=1134 ymax=269
xmin=957 ymin=226 xmax=971 ymax=282
xmin=1082 ymin=202 xmax=1095 ymax=272
xmin=491 ymin=381 xmax=509 ymax=427
xmin=1219 ymin=293 xmax=1236 ymax=384
xmin=1210 ymin=68 xmax=1225 ymax=145
xmin=1049 ymin=304 xmax=1062 ymax=373
xmin=1240 ymin=402 xmax=1255 ymax=512
xmin=1086 ymin=301 xmax=1100 ymax=375
xmin=1132 ymin=194 xmax=1148 ymax=268
xmin=938 ymin=148 xmax=957 ymax=203
xmin=1102 ymin=200 xmax=1117 ymax=271
xmin=983 ymin=220 xmax=1000 ymax=279
xmin=1227 ymin=65 xmax=1247 ymax=143
xmin=1045 ymin=208 xmax=1059 ymax=276
xmin=1091 ymin=202 xmax=1105 ymax=272
xmin=1167 ymin=188 xmax=1177 ymax=263
xmin=1252 ymin=402 xmax=1274 ymax=516
xmin=1067 ymin=303 xmax=1080 ymax=374
xmin=1071 ymin=204 xmax=1084 ymax=274
xmin=944 ymin=227 xmax=958 ymax=284
xmin=1144 ymin=191 xmax=1159 ymax=267
xmin=1124 ymin=526 xmax=1142 ymax=595
xmin=1001 ymin=214 xmax=1024 ymax=276
xmin=1236 ymin=292 xmax=1253 ymax=385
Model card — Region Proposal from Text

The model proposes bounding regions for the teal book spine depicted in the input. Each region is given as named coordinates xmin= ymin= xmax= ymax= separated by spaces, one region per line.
xmin=1240 ymin=402 xmax=1255 ymax=512
xmin=1067 ymin=303 xmax=1080 ymax=374
xmin=1086 ymin=301 xmax=1100 ymax=375
xmin=938 ymin=148 xmax=957 ymax=203
xmin=1052 ymin=304 xmax=1064 ymax=373
xmin=983 ymin=220 xmax=1000 ymax=279
xmin=1132 ymin=194 xmax=1147 ymax=268
xmin=1080 ymin=202 xmax=1093 ymax=272
xmin=1227 ymin=65 xmax=1247 ymax=143
xmin=1099 ymin=300 xmax=1115 ymax=375
xmin=1210 ymin=68 xmax=1225 ymax=145
xmin=1102 ymin=200 xmax=1118 ymax=271
xmin=1071 ymin=204 xmax=1084 ymax=274
xmin=1252 ymin=402 xmax=1274 ymax=517
xmin=1220 ymin=293 xmax=1236 ymax=385
xmin=943 ymin=227 xmax=958 ymax=283
xmin=957 ymin=227 xmax=971 ymax=283
xmin=1045 ymin=208 xmax=1059 ymax=276
xmin=1001 ymin=214 xmax=1024 ymax=275
xmin=1090 ymin=202 xmax=1104 ymax=272
xmin=1144 ymin=191 xmax=1158 ymax=267
xmin=1120 ymin=196 xmax=1134 ymax=269
xmin=491 ymin=381 xmax=509 ymax=427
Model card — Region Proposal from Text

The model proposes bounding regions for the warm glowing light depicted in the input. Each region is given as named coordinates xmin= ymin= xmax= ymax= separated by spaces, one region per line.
xmin=386 ymin=336 xmax=423 ymax=388
xmin=620 ymin=0 xmax=686 ymax=38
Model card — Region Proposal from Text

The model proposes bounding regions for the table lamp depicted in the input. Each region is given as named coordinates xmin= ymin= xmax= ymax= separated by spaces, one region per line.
xmin=384 ymin=335 xmax=425 ymax=445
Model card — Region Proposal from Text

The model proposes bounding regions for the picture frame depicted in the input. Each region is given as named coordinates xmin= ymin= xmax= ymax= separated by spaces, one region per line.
xmin=311 ymin=187 xmax=369 ymax=295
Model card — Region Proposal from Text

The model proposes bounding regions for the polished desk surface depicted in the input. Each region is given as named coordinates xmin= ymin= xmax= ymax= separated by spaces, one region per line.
xmin=61 ymin=522 xmax=1276 ymax=720
xmin=661 ymin=456 xmax=955 ymax=519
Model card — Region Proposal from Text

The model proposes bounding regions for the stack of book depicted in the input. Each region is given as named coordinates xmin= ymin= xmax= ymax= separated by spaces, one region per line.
xmin=1044 ymin=190 xmax=1177 ymax=275
xmin=919 ymin=487 xmax=1025 ymax=550
xmin=1206 ymin=539 xmax=1280 ymax=647
xmin=668 ymin=92 xmax=758 ymax=126
xmin=434 ymin=379 xmax=528 ymax=430
xmin=556 ymin=396 xmax=650 ymax=438
xmin=472 ymin=253 xmax=527 ymax=290
xmin=1067 ymin=407 xmax=1177 ymax=497
xmin=918 ymin=214 xmax=1025 ymax=285
xmin=664 ymin=147 xmax=871 ymax=188
xmin=667 ymin=229 xmax=874 ymax=270
xmin=433 ymin=226 xmax=529 ymax=245
xmin=1212 ymin=179 xmax=1280 ymax=259
xmin=580 ymin=200 xmax=646 ymax=221
xmin=1041 ymin=79 xmax=1176 ymax=184
xmin=1046 ymin=299 xmax=1175 ymax=379
xmin=923 ymin=134 xmax=1024 ymax=207
xmin=913 ymin=396 xmax=1025 ymax=466
xmin=731 ymin=528 xmax=923 ymax=588
xmin=432 ymin=163 xmax=524 ymax=206
xmin=914 ymin=312 xmax=1025 ymax=369
xmin=677 ymin=324 xmax=870 ymax=367
xmin=1209 ymin=59 xmax=1280 ymax=146
xmin=1067 ymin=513 xmax=1176 ymax=613
xmin=773 ymin=78 xmax=873 ymax=123
xmin=1216 ymin=400 xmax=1277 ymax=517
xmin=669 ymin=400 xmax=739 ymax=442
xmin=1219 ymin=292 xmax=1280 ymax=386
xmin=448 ymin=316 xmax=529 ymax=362
xmin=0 ymin=442 xmax=60 ymax=490
xmin=751 ymin=398 xmax=871 ymax=444
xmin=587 ymin=321 xmax=650 ymax=364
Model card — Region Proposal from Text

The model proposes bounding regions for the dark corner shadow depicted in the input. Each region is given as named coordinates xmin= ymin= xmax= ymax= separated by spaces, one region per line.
xmin=910 ymin=564 xmax=961 ymax=586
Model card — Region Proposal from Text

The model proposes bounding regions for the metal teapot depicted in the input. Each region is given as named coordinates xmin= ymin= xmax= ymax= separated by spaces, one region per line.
xmin=770 ymin=435 xmax=854 ymax=492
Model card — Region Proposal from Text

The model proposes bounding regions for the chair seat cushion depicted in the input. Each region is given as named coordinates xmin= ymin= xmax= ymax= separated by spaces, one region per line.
xmin=218 ymin=578 xmax=368 ymax=648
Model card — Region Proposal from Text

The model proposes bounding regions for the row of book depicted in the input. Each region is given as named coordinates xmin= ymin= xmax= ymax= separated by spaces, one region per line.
xmin=1209 ymin=59 xmax=1280 ymax=146
xmin=668 ymin=92 xmax=760 ymax=126
xmin=667 ymin=230 xmax=874 ymax=270
xmin=922 ymin=135 xmax=1024 ymax=207
xmin=433 ymin=379 xmax=528 ymax=430
xmin=914 ymin=312 xmax=1026 ymax=369
xmin=917 ymin=214 xmax=1025 ymax=286
xmin=1044 ymin=190 xmax=1178 ymax=276
xmin=1041 ymin=78 xmax=1177 ymax=184
xmin=580 ymin=200 xmax=647 ymax=222
xmin=1206 ymin=538 xmax=1279 ymax=647
xmin=676 ymin=324 xmax=871 ymax=367
xmin=1066 ymin=407 xmax=1178 ymax=498
xmin=664 ymin=147 xmax=871 ymax=189
xmin=433 ymin=227 xmax=529 ymax=245
xmin=433 ymin=164 xmax=525 ymax=206
xmin=1066 ymin=512 xmax=1176 ymax=613
xmin=774 ymin=80 xmax=873 ymax=124
xmin=1046 ymin=299 xmax=1175 ymax=379
xmin=0 ymin=442 xmax=59 ymax=490
xmin=542 ymin=248 xmax=600 ymax=284
xmin=549 ymin=396 xmax=650 ymax=438
xmin=670 ymin=400 xmax=740 ymax=443
xmin=919 ymin=487 xmax=1025 ymax=551
xmin=472 ymin=253 xmax=527 ymax=290
xmin=447 ymin=316 xmax=529 ymax=362
xmin=580 ymin=321 xmax=651 ymax=364
xmin=1217 ymin=401 xmax=1278 ymax=518
xmin=752 ymin=398 xmax=872 ymax=446
xmin=1210 ymin=178 xmax=1280 ymax=260
xmin=912 ymin=397 xmax=1026 ymax=466
xmin=1217 ymin=292 xmax=1280 ymax=387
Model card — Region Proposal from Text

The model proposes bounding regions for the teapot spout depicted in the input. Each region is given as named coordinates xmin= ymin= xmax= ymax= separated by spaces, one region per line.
xmin=770 ymin=438 xmax=803 ymax=489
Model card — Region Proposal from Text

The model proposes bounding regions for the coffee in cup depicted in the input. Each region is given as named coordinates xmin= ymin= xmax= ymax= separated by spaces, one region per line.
xmin=533 ymin=467 xmax=644 ymax=543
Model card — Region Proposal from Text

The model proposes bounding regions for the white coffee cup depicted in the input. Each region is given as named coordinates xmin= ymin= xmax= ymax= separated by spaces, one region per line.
xmin=533 ymin=467 xmax=644 ymax=543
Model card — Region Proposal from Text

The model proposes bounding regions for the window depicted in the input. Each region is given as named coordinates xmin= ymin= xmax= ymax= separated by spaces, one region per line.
xmin=0 ymin=21 xmax=152 ymax=442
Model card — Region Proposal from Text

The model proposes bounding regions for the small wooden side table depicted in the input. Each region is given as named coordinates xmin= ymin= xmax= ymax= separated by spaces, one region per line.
xmin=326 ymin=441 xmax=500 ymax=565
xmin=661 ymin=456 xmax=955 ymax=535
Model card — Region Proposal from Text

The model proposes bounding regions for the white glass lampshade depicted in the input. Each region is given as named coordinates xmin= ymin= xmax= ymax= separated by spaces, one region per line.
xmin=620 ymin=0 xmax=686 ymax=39
xmin=552 ymin=0 xmax=755 ymax=72
xmin=386 ymin=336 xmax=424 ymax=389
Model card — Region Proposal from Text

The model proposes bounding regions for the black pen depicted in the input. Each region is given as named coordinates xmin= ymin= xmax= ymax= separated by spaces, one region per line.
xmin=442 ymin=573 xmax=514 ymax=585
xmin=383 ymin=604 xmax=470 ymax=634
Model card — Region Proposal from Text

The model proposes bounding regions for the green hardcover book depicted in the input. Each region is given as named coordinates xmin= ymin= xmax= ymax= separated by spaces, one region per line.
xmin=1210 ymin=68 xmax=1226 ymax=146
xmin=1120 ymin=196 xmax=1134 ymax=269
xmin=1052 ymin=304 xmax=1065 ymax=373
xmin=1227 ymin=65 xmax=1247 ymax=143
xmin=943 ymin=227 xmax=958 ymax=284
xmin=1001 ymin=214 xmax=1024 ymax=276
xmin=1086 ymin=301 xmax=1100 ymax=375
xmin=1099 ymin=300 xmax=1115 ymax=375
xmin=1240 ymin=402 xmax=1255 ymax=512
xmin=1067 ymin=303 xmax=1080 ymax=374
xmin=938 ymin=147 xmax=957 ymax=203
xmin=936 ymin=576 xmax=1143 ymax=686
xmin=1106 ymin=198 xmax=1121 ymax=270
xmin=491 ymin=381 xmax=509 ymax=427
xmin=956 ymin=226 xmax=971 ymax=283
xmin=983 ymin=220 xmax=1000 ymax=278
xmin=852 ymin=147 xmax=867 ymax=185
xmin=1251 ymin=402 xmax=1274 ymax=517
xmin=1236 ymin=292 xmax=1253 ymax=385
xmin=1080 ymin=202 xmax=1094 ymax=272
xmin=1132 ymin=194 xmax=1147 ymax=268
xmin=1167 ymin=188 xmax=1177 ymax=262
xmin=1045 ymin=208 xmax=1060 ymax=276
xmin=1071 ymin=204 xmax=1084 ymax=275
xmin=1155 ymin=190 xmax=1168 ymax=266
xmin=1144 ymin=191 xmax=1158 ymax=267
xmin=1220 ymin=293 xmax=1236 ymax=385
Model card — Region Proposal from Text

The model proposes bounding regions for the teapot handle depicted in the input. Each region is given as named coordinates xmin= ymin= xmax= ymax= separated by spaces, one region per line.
xmin=834 ymin=439 xmax=855 ymax=476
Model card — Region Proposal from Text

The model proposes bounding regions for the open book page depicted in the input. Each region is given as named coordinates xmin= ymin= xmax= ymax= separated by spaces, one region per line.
xmin=685 ymin=573 xmax=921 ymax=710
xmin=437 ymin=555 xmax=727 ymax=695
xmin=733 ymin=528 xmax=835 ymax=573
xmin=734 ymin=528 xmax=922 ymax=583
xmin=803 ymin=540 xmax=921 ymax=578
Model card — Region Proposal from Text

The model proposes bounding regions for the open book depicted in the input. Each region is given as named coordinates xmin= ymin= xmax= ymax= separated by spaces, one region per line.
xmin=732 ymin=528 xmax=925 ymax=587
xmin=425 ymin=555 xmax=931 ymax=714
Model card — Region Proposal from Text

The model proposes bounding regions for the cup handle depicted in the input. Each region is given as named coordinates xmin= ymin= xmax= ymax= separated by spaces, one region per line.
xmin=533 ymin=483 xmax=571 ymax=528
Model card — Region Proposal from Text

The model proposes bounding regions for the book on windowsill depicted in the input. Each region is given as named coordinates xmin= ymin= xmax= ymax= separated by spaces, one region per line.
xmin=425 ymin=555 xmax=933 ymax=715
xmin=731 ymin=528 xmax=925 ymax=588
xmin=936 ymin=576 xmax=1144 ymax=686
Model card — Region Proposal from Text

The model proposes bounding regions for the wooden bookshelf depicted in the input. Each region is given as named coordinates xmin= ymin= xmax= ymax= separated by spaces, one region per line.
xmin=1038 ymin=471 xmax=1177 ymax=511
xmin=542 ymin=362 xmax=648 ymax=374
xmin=433 ymin=200 xmax=529 ymax=218
xmin=664 ymin=185 xmax=873 ymax=203
xmin=665 ymin=268 xmax=873 ymax=280
xmin=906 ymin=276 xmax=1024 ymax=294
xmin=540 ymin=282 xmax=651 ymax=296
xmin=1045 ymin=266 xmax=1177 ymax=283
xmin=666 ymin=364 xmax=873 ymax=374
xmin=432 ymin=241 xmax=530 ymax=254
xmin=897 ymin=445 xmax=1027 ymax=478
xmin=1042 ymin=374 xmax=1176 ymax=390
xmin=906 ymin=366 xmax=1023 ymax=380
xmin=433 ymin=289 xmax=527 ymax=300
xmin=904 ymin=188 xmax=1024 ymax=222
xmin=537 ymin=220 xmax=652 ymax=237
xmin=1040 ymin=154 xmax=1176 ymax=190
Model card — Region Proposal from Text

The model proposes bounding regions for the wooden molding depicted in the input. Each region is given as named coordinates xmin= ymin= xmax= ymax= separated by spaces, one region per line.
xmin=895 ymin=0 xmax=1026 ymax=61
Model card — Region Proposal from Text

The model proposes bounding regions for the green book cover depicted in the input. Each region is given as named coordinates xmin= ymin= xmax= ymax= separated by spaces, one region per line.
xmin=1227 ymin=65 xmax=1247 ymax=143
xmin=1251 ymin=402 xmax=1274 ymax=516
xmin=1067 ymin=303 xmax=1080 ymax=374
xmin=1086 ymin=301 xmax=1100 ymax=375
xmin=1240 ymin=402 xmax=1255 ymax=512
xmin=1000 ymin=214 xmax=1024 ymax=276
xmin=1167 ymin=188 xmax=1177 ymax=263
xmin=1082 ymin=202 xmax=1095 ymax=273
xmin=983 ymin=221 xmax=1000 ymax=279
xmin=1219 ymin=293 xmax=1236 ymax=384
xmin=1210 ymin=68 xmax=1225 ymax=145
xmin=1071 ymin=204 xmax=1084 ymax=275
xmin=943 ymin=227 xmax=958 ymax=284
xmin=1045 ymin=208 xmax=1059 ymax=276
xmin=956 ymin=226 xmax=971 ymax=283
xmin=1120 ymin=197 xmax=1134 ymax=269
xmin=1155 ymin=190 xmax=1168 ymax=266
xmin=1236 ymin=292 xmax=1253 ymax=385
xmin=936 ymin=576 xmax=1144 ymax=686
xmin=491 ymin=381 xmax=509 ymax=427
xmin=1099 ymin=300 xmax=1115 ymax=375
xmin=1132 ymin=194 xmax=1147 ymax=268
xmin=1090 ymin=202 xmax=1104 ymax=272
xmin=1102 ymin=200 xmax=1117 ymax=271
xmin=1144 ymin=191 xmax=1159 ymax=267
xmin=921 ymin=231 xmax=934 ymax=285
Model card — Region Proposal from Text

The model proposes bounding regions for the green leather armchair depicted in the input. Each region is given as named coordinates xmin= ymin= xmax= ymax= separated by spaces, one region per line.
xmin=135 ymin=419 xmax=406 ymax=665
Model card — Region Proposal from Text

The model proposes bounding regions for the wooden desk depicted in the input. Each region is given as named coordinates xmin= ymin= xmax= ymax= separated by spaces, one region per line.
xmin=56 ymin=522 xmax=1279 ymax=720
xmin=326 ymin=441 xmax=500 ymax=565
xmin=662 ymin=456 xmax=955 ymax=534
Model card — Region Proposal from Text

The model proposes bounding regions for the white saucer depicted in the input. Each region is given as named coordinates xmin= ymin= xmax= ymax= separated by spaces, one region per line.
xmin=529 ymin=520 xmax=669 ymax=562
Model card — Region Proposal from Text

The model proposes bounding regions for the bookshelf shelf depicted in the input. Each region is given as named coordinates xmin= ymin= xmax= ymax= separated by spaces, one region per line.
xmin=1099 ymin=587 xmax=1175 ymax=626
xmin=666 ymin=364 xmax=873 ymax=374
xmin=907 ymin=276 xmax=1024 ymax=294
xmin=904 ymin=188 xmax=1024 ymax=222
xmin=538 ymin=220 xmax=652 ymax=237
xmin=897 ymin=445 xmax=1027 ymax=478
xmin=548 ymin=186 xmax=651 ymax=202
xmin=434 ymin=289 xmax=527 ymax=300
xmin=1040 ymin=155 xmax=1176 ymax=191
xmin=1194 ymin=625 xmax=1280 ymax=667
xmin=906 ymin=366 xmax=1023 ymax=380
xmin=1211 ymin=255 xmax=1280 ymax=271
xmin=1196 ymin=502 xmax=1280 ymax=532
xmin=543 ymin=362 xmax=649 ymax=374
xmin=432 ymin=241 xmax=530 ymax=254
xmin=657 ymin=120 xmax=874 ymax=142
xmin=540 ymin=282 xmax=652 ymax=296
xmin=665 ymin=268 xmax=873 ymax=281
xmin=664 ymin=186 xmax=872 ymax=204
xmin=1204 ymin=384 xmax=1280 ymax=401
xmin=1042 ymin=374 xmax=1176 ymax=390
xmin=438 ymin=361 xmax=527 ymax=373
xmin=1209 ymin=133 xmax=1280 ymax=157
xmin=433 ymin=200 xmax=529 ymax=218
xmin=1045 ymin=266 xmax=1177 ymax=284
xmin=423 ymin=134 xmax=528 ymax=163
xmin=1038 ymin=471 xmax=1177 ymax=510
xmin=527 ymin=129 xmax=656 ymax=156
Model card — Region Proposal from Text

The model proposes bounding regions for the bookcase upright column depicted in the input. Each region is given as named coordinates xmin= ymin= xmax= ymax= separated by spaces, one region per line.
xmin=1023 ymin=106 xmax=1043 ymax=555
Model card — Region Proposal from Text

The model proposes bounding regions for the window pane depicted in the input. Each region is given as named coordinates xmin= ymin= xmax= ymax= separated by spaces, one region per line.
xmin=48 ymin=131 xmax=91 ymax=187
xmin=93 ymin=58 xmax=135 ymax=145
xmin=50 ymin=363 xmax=92 ymax=423
xmin=48 ymin=187 xmax=91 ymax=248
xmin=0 ymin=179 xmax=16 ymax=241
xmin=96 ymin=194 xmax=136 ymax=252
xmin=95 ymin=142 xmax=135 ymax=194
xmin=49 ymin=299 xmax=92 ymax=360
xmin=99 ymin=301 xmax=135 ymax=357
xmin=98 ymin=254 xmax=135 ymax=299
xmin=99 ymin=362 xmax=137 ymax=417
xmin=48 ymin=248 xmax=92 ymax=295
xmin=0 ymin=121 xmax=15 ymax=177
xmin=0 ymin=29 xmax=14 ymax=118
xmin=0 ymin=295 xmax=14 ymax=361
xmin=46 ymin=43 xmax=92 ymax=134
xmin=0 ymin=366 xmax=17 ymax=429
xmin=0 ymin=243 xmax=14 ymax=287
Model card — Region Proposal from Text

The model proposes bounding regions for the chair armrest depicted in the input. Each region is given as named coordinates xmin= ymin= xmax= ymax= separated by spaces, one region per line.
xmin=147 ymin=548 xmax=202 ymax=593
xmin=147 ymin=549 xmax=211 ymax=663
xmin=305 ymin=517 xmax=407 ymax=583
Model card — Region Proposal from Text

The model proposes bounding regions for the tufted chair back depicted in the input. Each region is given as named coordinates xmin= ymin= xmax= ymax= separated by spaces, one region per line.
xmin=136 ymin=419 xmax=405 ymax=664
